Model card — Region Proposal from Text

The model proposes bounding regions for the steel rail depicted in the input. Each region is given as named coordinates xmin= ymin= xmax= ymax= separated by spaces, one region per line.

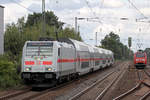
xmin=25 ymin=62 xmax=124 ymax=100
xmin=0 ymin=62 xmax=123 ymax=100
xmin=140 ymin=90 xmax=150 ymax=100
xmin=69 ymin=70 xmax=116 ymax=100
xmin=22 ymin=79 xmax=78 ymax=100
xmin=113 ymin=69 xmax=143 ymax=100
xmin=95 ymin=69 xmax=125 ymax=100
xmin=139 ymin=70 xmax=150 ymax=100
xmin=113 ymin=82 xmax=141 ymax=100
xmin=0 ymin=88 xmax=31 ymax=100
xmin=143 ymin=70 xmax=150 ymax=77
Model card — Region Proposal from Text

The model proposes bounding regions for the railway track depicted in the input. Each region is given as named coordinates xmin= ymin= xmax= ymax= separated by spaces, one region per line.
xmin=69 ymin=62 xmax=127 ymax=100
xmin=113 ymin=69 xmax=150 ymax=100
xmin=0 ymin=61 xmax=124 ymax=100
xmin=0 ymin=88 xmax=31 ymax=100
xmin=140 ymin=70 xmax=150 ymax=100
xmin=28 ymin=64 xmax=124 ymax=100
xmin=0 ymin=79 xmax=78 ymax=100
xmin=22 ymin=79 xmax=80 ymax=100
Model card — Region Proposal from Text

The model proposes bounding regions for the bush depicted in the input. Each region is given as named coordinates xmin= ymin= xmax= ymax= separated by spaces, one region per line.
xmin=0 ymin=56 xmax=21 ymax=88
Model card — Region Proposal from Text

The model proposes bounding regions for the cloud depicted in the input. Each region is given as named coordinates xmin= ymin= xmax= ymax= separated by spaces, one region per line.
xmin=1 ymin=0 xmax=150 ymax=51
xmin=0 ymin=0 xmax=21 ymax=4
xmin=140 ymin=7 xmax=150 ymax=16
xmin=47 ymin=0 xmax=84 ymax=11
xmin=4 ymin=3 xmax=28 ymax=24
xmin=28 ymin=3 xmax=41 ymax=13
xmin=103 ymin=0 xmax=124 ymax=8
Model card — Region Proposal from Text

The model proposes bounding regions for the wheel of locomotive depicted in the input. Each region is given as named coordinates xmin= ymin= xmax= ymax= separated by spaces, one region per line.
xmin=74 ymin=73 xmax=79 ymax=80
xmin=90 ymin=68 xmax=94 ymax=73
xmin=57 ymin=77 xmax=62 ymax=84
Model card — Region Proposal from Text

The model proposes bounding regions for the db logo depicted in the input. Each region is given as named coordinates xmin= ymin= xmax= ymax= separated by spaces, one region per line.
xmin=36 ymin=61 xmax=41 ymax=65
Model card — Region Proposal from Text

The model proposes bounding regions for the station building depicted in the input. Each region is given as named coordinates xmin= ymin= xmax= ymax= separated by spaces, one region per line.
xmin=0 ymin=5 xmax=4 ymax=55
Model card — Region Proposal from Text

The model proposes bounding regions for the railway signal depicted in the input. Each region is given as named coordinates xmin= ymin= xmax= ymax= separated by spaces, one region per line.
xmin=128 ymin=37 xmax=132 ymax=48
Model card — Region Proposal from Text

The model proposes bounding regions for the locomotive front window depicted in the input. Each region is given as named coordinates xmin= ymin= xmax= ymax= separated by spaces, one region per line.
xmin=136 ymin=53 xmax=145 ymax=58
xmin=26 ymin=43 xmax=53 ymax=56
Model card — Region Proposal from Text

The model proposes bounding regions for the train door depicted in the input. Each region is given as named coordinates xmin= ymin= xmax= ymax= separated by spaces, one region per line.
xmin=77 ymin=52 xmax=81 ymax=73
xmin=58 ymin=47 xmax=62 ymax=76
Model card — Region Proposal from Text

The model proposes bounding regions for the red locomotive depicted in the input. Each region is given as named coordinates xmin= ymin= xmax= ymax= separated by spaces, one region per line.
xmin=134 ymin=51 xmax=147 ymax=69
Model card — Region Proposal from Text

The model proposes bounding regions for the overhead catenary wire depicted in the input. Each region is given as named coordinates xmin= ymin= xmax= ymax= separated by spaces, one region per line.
xmin=127 ymin=0 xmax=147 ymax=19
xmin=127 ymin=0 xmax=149 ymax=50
xmin=10 ymin=0 xmax=36 ymax=13
xmin=47 ymin=0 xmax=51 ymax=11
xmin=98 ymin=0 xmax=105 ymax=19
xmin=84 ymin=0 xmax=96 ymax=16
xmin=84 ymin=0 xmax=102 ymax=24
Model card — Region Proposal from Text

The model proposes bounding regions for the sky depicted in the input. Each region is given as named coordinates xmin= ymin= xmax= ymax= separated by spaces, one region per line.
xmin=1 ymin=0 xmax=150 ymax=52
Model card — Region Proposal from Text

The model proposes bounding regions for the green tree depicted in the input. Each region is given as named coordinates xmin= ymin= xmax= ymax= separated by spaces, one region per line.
xmin=59 ymin=27 xmax=82 ymax=41
xmin=100 ymin=32 xmax=133 ymax=60
xmin=4 ymin=11 xmax=82 ymax=61
xmin=2 ymin=10 xmax=82 ymax=88
xmin=25 ymin=11 xmax=63 ymax=28
xmin=144 ymin=48 xmax=150 ymax=62
xmin=4 ymin=23 xmax=24 ymax=57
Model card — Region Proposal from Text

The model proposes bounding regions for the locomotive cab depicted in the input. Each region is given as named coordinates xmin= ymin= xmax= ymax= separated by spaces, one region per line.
xmin=134 ymin=52 xmax=147 ymax=69
xmin=21 ymin=40 xmax=76 ymax=87
xmin=21 ymin=41 xmax=58 ymax=86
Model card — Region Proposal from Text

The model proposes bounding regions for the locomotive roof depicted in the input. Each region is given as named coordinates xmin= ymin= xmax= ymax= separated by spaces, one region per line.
xmin=69 ymin=39 xmax=89 ymax=51
xmin=0 ymin=5 xmax=4 ymax=8
xmin=135 ymin=51 xmax=145 ymax=54
xmin=25 ymin=41 xmax=55 ymax=43
xmin=25 ymin=41 xmax=74 ymax=48
xmin=24 ymin=39 xmax=113 ymax=56
xmin=69 ymin=39 xmax=109 ymax=54
xmin=57 ymin=42 xmax=74 ymax=48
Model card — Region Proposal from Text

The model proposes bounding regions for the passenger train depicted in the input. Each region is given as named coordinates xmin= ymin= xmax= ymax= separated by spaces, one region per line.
xmin=21 ymin=38 xmax=114 ymax=87
xmin=134 ymin=50 xmax=147 ymax=69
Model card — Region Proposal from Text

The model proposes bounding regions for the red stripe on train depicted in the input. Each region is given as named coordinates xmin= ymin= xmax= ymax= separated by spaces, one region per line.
xmin=25 ymin=61 xmax=35 ymax=65
xmin=57 ymin=59 xmax=77 ymax=63
xmin=57 ymin=58 xmax=107 ymax=63
xmin=79 ymin=59 xmax=90 ymax=62
xmin=43 ymin=61 xmax=53 ymax=65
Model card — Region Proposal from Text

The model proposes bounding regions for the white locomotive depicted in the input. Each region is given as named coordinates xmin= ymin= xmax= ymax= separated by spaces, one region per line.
xmin=21 ymin=38 xmax=114 ymax=87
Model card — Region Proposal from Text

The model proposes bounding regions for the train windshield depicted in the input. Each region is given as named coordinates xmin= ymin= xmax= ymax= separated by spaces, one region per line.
xmin=26 ymin=42 xmax=53 ymax=56
xmin=136 ymin=53 xmax=145 ymax=58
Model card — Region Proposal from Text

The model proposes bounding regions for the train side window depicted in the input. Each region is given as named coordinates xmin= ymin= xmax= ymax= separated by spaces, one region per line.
xmin=95 ymin=61 xmax=99 ymax=66
xmin=81 ymin=62 xmax=89 ymax=68
xmin=58 ymin=48 xmax=60 ymax=56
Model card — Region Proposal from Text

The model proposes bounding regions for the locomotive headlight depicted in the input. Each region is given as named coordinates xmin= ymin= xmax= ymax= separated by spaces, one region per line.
xmin=48 ymin=68 xmax=52 ymax=71
xmin=46 ymin=67 xmax=52 ymax=71
xmin=37 ymin=58 xmax=40 ymax=60
xmin=25 ymin=67 xmax=31 ymax=71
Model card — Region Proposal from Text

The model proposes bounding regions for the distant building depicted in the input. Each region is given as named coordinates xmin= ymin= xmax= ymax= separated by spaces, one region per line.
xmin=0 ymin=5 xmax=4 ymax=55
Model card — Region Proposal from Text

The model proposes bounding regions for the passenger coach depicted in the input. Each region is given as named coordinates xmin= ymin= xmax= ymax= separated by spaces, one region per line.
xmin=21 ymin=38 xmax=114 ymax=87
